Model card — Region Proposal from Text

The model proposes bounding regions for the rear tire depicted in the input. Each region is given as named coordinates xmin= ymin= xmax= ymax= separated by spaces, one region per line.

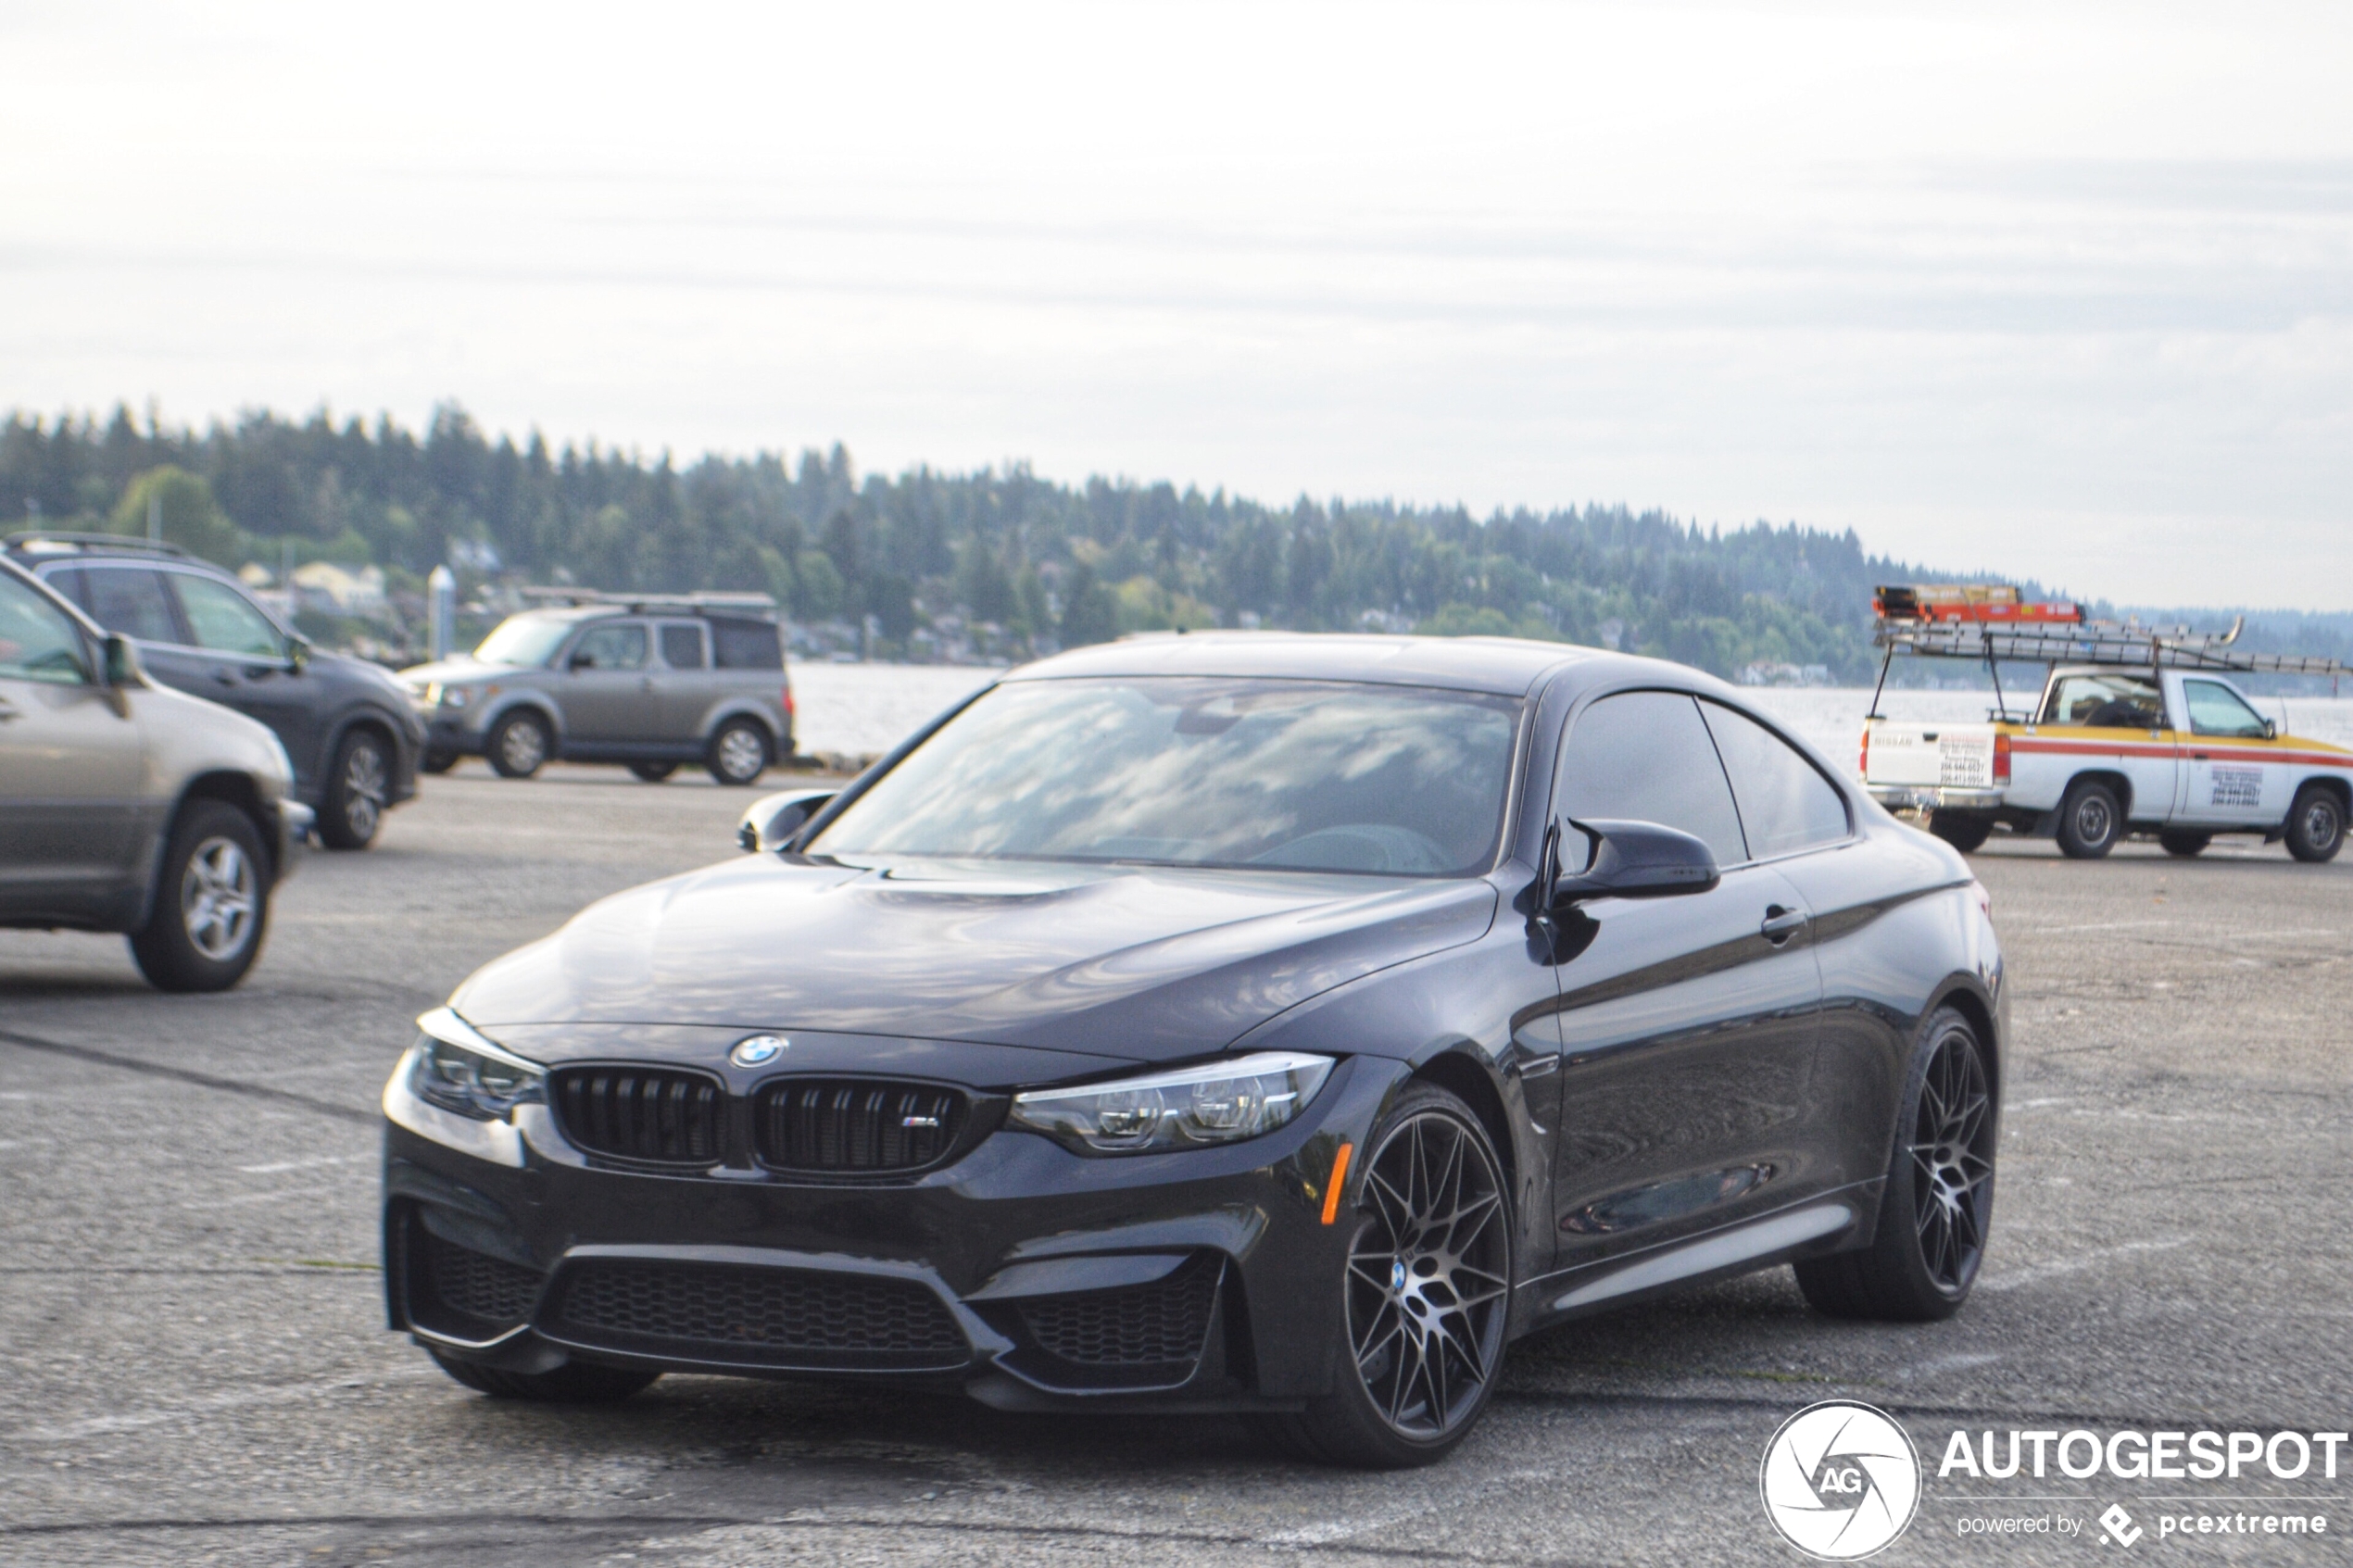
xmin=2285 ymin=784 xmax=2345 ymax=863
xmin=1258 ymin=1082 xmax=1512 ymax=1469
xmin=2158 ymin=829 xmax=2210 ymax=859
xmin=317 ymin=729 xmax=390 ymax=849
xmin=488 ymin=711 xmax=550 ymax=779
xmin=1928 ymin=812 xmax=1992 ymax=853
xmin=705 ymin=718 xmax=772 ymax=786
xmin=425 ymin=1348 xmax=659 ymax=1404
xmin=1795 ymin=1007 xmax=1994 ymax=1322
xmin=128 ymin=800 xmax=271 ymax=993
xmin=629 ymin=761 xmax=679 ymax=783
xmin=2055 ymin=779 xmax=2122 ymax=859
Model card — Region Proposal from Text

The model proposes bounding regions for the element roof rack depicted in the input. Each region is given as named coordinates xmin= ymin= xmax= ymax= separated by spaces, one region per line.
xmin=517 ymin=586 xmax=778 ymax=615
xmin=1874 ymin=619 xmax=2350 ymax=677
xmin=4 ymin=531 xmax=195 ymax=560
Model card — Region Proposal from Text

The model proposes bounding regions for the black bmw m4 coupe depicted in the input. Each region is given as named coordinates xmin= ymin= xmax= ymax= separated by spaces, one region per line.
xmin=382 ymin=633 xmax=2004 ymax=1467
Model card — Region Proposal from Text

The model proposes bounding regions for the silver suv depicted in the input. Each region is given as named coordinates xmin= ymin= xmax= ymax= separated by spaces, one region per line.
xmin=398 ymin=592 xmax=794 ymax=785
xmin=0 ymin=558 xmax=309 ymax=991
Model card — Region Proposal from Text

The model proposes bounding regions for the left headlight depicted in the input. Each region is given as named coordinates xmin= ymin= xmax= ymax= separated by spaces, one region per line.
xmin=409 ymin=1007 xmax=543 ymax=1122
xmin=1008 ymin=1052 xmax=1334 ymax=1155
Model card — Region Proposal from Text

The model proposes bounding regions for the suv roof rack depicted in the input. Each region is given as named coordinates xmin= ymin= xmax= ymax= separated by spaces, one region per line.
xmin=5 ymin=531 xmax=196 ymax=560
xmin=517 ymin=586 xmax=778 ymax=615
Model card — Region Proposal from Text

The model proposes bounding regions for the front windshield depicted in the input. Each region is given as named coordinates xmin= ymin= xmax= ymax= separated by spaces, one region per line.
xmin=472 ymin=614 xmax=577 ymax=667
xmin=812 ymin=677 xmax=1522 ymax=876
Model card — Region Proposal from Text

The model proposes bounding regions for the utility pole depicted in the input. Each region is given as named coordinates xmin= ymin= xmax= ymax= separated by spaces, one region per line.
xmin=428 ymin=565 xmax=457 ymax=661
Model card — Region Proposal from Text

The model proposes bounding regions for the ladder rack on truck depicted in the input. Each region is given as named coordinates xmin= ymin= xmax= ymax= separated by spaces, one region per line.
xmin=1856 ymin=583 xmax=2351 ymax=863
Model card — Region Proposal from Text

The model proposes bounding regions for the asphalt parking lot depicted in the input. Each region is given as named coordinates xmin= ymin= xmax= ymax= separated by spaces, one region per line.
xmin=4 ymin=771 xmax=2349 ymax=1567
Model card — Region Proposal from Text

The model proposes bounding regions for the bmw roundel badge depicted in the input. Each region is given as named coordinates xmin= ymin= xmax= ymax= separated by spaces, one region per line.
xmin=729 ymin=1035 xmax=786 ymax=1067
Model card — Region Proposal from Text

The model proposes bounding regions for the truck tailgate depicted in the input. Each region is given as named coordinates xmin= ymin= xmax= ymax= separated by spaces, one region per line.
xmin=1865 ymin=722 xmax=1998 ymax=789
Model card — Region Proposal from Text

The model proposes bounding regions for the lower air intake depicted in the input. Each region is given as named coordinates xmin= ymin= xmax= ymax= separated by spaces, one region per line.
xmin=547 ymin=1260 xmax=969 ymax=1371
xmin=410 ymin=1225 xmax=545 ymax=1337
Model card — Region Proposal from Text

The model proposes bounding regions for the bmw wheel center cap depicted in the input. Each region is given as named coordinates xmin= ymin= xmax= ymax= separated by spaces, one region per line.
xmin=730 ymin=1035 xmax=786 ymax=1067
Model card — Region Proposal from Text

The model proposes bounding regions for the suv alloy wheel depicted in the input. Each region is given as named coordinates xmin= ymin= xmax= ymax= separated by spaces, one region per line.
xmin=320 ymin=729 xmax=390 ymax=849
xmin=129 ymin=800 xmax=271 ymax=992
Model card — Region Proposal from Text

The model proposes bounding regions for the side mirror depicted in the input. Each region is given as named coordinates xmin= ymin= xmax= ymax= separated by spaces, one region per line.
xmin=288 ymin=634 xmax=311 ymax=673
xmin=568 ymin=653 xmax=594 ymax=671
xmin=1552 ymin=819 xmax=1720 ymax=906
xmin=102 ymin=633 xmax=148 ymax=688
xmin=2263 ymin=718 xmax=2278 ymax=739
xmin=737 ymin=788 xmax=837 ymax=852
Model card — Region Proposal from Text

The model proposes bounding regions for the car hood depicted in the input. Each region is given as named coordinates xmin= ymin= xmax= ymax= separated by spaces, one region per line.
xmin=396 ymin=657 xmax=499 ymax=687
xmin=451 ymin=855 xmax=1499 ymax=1063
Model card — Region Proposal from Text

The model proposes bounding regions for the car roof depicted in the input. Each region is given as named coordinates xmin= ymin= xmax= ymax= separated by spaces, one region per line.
xmin=1005 ymin=632 xmax=1602 ymax=696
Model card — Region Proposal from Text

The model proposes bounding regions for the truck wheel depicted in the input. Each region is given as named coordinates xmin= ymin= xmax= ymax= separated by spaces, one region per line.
xmin=317 ymin=729 xmax=389 ymax=849
xmin=2284 ymin=784 xmax=2345 ymax=863
xmin=1929 ymin=812 xmax=1993 ymax=853
xmin=1795 ymin=1007 xmax=1994 ymax=1322
xmin=128 ymin=800 xmax=271 ymax=993
xmin=629 ymin=761 xmax=679 ymax=783
xmin=2158 ymin=830 xmax=2210 ymax=859
xmin=2056 ymin=780 xmax=2121 ymax=859
xmin=488 ymin=712 xmax=550 ymax=779
xmin=706 ymin=719 xmax=771 ymax=786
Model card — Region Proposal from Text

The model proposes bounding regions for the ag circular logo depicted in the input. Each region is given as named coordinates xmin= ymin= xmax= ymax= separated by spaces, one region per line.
xmin=729 ymin=1035 xmax=786 ymax=1068
xmin=1759 ymin=1400 xmax=1920 ymax=1560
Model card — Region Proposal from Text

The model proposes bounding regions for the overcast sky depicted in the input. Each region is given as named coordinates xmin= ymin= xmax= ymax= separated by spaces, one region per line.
xmin=4 ymin=1 xmax=2347 ymax=607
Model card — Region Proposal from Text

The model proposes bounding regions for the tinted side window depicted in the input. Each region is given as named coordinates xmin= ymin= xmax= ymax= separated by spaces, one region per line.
xmin=0 ymin=572 xmax=93 ymax=685
xmin=1700 ymin=701 xmax=1848 ymax=858
xmin=659 ymin=623 xmax=707 ymax=670
xmin=570 ymin=622 xmax=648 ymax=670
xmin=711 ymin=618 xmax=782 ymax=671
xmin=171 ymin=573 xmax=284 ymax=658
xmin=78 ymin=567 xmax=183 ymax=645
xmin=1555 ymin=691 xmax=1746 ymax=868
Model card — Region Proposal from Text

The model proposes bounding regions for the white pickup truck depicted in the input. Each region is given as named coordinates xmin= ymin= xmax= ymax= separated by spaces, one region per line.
xmin=1862 ymin=665 xmax=2350 ymax=861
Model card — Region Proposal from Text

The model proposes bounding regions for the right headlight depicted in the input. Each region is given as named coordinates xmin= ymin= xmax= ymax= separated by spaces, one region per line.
xmin=1007 ymin=1052 xmax=1334 ymax=1155
xmin=408 ymin=1007 xmax=543 ymax=1122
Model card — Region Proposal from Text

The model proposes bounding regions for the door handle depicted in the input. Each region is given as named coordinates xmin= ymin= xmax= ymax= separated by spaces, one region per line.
xmin=1760 ymin=906 xmax=1808 ymax=945
xmin=212 ymin=668 xmax=238 ymax=686
xmin=2192 ymin=752 xmax=2209 ymax=760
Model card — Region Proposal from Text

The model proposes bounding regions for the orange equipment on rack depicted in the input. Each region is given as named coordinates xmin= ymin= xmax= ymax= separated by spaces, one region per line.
xmin=1873 ymin=584 xmax=2085 ymax=626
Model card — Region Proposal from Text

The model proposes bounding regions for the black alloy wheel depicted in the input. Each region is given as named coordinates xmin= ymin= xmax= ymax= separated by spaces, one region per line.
xmin=426 ymin=1347 xmax=659 ymax=1403
xmin=2285 ymin=784 xmax=2345 ymax=863
xmin=488 ymin=711 xmax=550 ymax=779
xmin=705 ymin=718 xmax=772 ymax=786
xmin=2056 ymin=779 xmax=2122 ymax=859
xmin=629 ymin=760 xmax=679 ymax=783
xmin=2158 ymin=829 xmax=2210 ymax=859
xmin=1929 ymin=811 xmax=1993 ymax=853
xmin=318 ymin=729 xmax=389 ymax=849
xmin=128 ymin=799 xmax=271 ymax=993
xmin=1258 ymin=1083 xmax=1512 ymax=1468
xmin=1795 ymin=1007 xmax=1994 ymax=1321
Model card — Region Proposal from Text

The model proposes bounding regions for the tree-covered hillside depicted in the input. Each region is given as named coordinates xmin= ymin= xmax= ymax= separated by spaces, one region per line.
xmin=5 ymin=402 xmax=2340 ymax=684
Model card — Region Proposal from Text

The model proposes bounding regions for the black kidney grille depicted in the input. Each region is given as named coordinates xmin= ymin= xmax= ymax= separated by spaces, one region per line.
xmin=1018 ymin=1256 xmax=1221 ymax=1368
xmin=553 ymin=1261 xmax=967 ymax=1361
xmin=422 ymin=1230 xmax=544 ymax=1327
xmin=754 ymin=1079 xmax=966 ymax=1173
xmin=552 ymin=1067 xmax=724 ymax=1165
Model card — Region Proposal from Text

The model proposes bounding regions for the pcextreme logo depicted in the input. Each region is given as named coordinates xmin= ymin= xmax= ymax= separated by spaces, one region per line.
xmin=1760 ymin=1400 xmax=1924 ymax=1560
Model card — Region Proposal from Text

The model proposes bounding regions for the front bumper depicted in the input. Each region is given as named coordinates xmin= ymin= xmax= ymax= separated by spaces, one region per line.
xmin=382 ymin=1051 xmax=1395 ymax=1409
xmin=1867 ymin=784 xmax=2007 ymax=812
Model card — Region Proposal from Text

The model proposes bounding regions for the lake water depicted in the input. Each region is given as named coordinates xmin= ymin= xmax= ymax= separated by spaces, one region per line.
xmin=788 ymin=660 xmax=2353 ymax=778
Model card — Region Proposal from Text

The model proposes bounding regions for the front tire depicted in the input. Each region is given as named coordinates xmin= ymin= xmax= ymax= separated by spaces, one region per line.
xmin=128 ymin=800 xmax=271 ymax=993
xmin=1794 ymin=1007 xmax=1994 ymax=1322
xmin=487 ymin=711 xmax=551 ymax=779
xmin=2056 ymin=779 xmax=2122 ymax=859
xmin=425 ymin=1348 xmax=659 ymax=1403
xmin=317 ymin=729 xmax=390 ymax=849
xmin=2285 ymin=784 xmax=2345 ymax=863
xmin=705 ymin=718 xmax=772 ymax=786
xmin=1258 ymin=1083 xmax=1512 ymax=1468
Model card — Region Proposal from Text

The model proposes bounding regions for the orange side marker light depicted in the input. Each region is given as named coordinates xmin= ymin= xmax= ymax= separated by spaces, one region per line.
xmin=1320 ymin=1142 xmax=1354 ymax=1225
